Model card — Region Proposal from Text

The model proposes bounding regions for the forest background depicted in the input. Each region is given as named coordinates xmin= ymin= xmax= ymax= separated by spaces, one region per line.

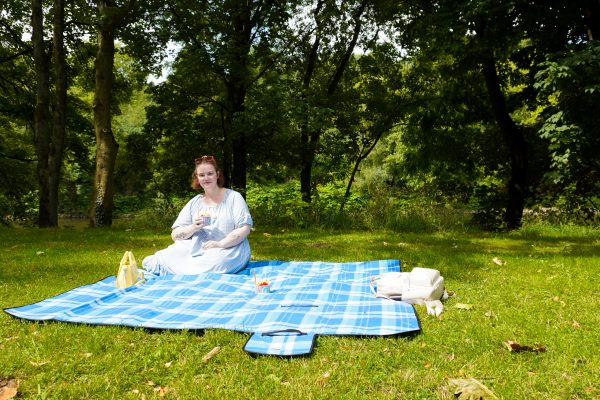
xmin=1 ymin=0 xmax=599 ymax=232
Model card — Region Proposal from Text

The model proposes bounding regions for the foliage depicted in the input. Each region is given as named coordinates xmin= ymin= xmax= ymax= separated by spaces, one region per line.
xmin=247 ymin=180 xmax=366 ymax=229
xmin=1 ymin=0 xmax=599 ymax=229
xmin=534 ymin=42 xmax=600 ymax=210
xmin=245 ymin=179 xmax=472 ymax=233
xmin=0 ymin=122 xmax=36 ymax=224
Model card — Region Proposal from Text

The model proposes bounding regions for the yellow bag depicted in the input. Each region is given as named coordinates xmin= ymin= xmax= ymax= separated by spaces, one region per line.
xmin=116 ymin=251 xmax=144 ymax=289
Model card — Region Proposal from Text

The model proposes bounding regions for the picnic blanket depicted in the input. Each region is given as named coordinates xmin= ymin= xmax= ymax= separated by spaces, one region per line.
xmin=5 ymin=260 xmax=421 ymax=354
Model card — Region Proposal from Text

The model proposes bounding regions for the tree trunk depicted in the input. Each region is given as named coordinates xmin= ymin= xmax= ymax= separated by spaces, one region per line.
xmin=90 ymin=25 xmax=118 ymax=227
xmin=584 ymin=0 xmax=600 ymax=40
xmin=49 ymin=0 xmax=67 ymax=226
xmin=226 ymin=2 xmax=252 ymax=197
xmin=31 ymin=0 xmax=52 ymax=227
xmin=340 ymin=127 xmax=385 ymax=212
xmin=480 ymin=54 xmax=527 ymax=230
xmin=299 ymin=0 xmax=324 ymax=204
xmin=228 ymin=81 xmax=248 ymax=196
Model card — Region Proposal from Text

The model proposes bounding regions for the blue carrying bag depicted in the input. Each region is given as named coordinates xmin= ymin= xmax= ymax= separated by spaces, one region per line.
xmin=243 ymin=329 xmax=316 ymax=357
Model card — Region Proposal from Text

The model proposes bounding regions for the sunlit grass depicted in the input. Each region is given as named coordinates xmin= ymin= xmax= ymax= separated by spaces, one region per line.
xmin=1 ymin=222 xmax=599 ymax=399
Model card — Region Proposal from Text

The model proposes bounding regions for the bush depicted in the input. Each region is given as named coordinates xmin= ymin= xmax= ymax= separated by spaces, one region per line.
xmin=246 ymin=180 xmax=471 ymax=232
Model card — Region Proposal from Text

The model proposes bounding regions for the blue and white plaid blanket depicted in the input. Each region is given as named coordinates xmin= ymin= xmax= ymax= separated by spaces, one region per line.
xmin=4 ymin=260 xmax=420 ymax=337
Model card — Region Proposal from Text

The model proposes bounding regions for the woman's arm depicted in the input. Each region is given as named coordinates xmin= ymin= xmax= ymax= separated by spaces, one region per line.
xmin=202 ymin=224 xmax=251 ymax=250
xmin=171 ymin=216 xmax=206 ymax=241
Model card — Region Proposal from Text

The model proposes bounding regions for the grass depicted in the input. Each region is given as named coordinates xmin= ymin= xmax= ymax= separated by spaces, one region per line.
xmin=1 ymin=221 xmax=599 ymax=399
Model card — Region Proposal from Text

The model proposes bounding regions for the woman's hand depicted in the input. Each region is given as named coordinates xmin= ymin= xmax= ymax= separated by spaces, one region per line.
xmin=202 ymin=240 xmax=222 ymax=250
xmin=192 ymin=216 xmax=207 ymax=228
xmin=201 ymin=225 xmax=251 ymax=250
xmin=171 ymin=221 xmax=206 ymax=241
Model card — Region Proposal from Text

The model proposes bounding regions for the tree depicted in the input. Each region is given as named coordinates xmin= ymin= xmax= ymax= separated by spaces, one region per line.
xmin=1 ymin=1 xmax=38 ymax=221
xmin=335 ymin=44 xmax=408 ymax=211
xmin=296 ymin=0 xmax=370 ymax=203
xmin=147 ymin=0 xmax=297 ymax=196
xmin=89 ymin=0 xmax=168 ymax=226
xmin=534 ymin=42 xmax=600 ymax=209
xmin=387 ymin=0 xmax=593 ymax=229
xmin=32 ymin=0 xmax=67 ymax=227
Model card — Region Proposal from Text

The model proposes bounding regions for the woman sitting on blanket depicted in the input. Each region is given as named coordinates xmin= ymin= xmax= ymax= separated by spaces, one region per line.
xmin=142 ymin=155 xmax=253 ymax=275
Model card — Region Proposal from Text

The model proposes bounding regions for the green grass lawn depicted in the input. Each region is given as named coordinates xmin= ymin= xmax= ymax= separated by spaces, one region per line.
xmin=1 ymin=222 xmax=599 ymax=399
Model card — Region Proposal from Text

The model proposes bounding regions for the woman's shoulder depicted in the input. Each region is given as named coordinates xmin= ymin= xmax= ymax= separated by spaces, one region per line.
xmin=224 ymin=188 xmax=245 ymax=202
xmin=184 ymin=193 xmax=204 ymax=207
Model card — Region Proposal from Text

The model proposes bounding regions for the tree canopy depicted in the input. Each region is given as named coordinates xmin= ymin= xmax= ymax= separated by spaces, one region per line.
xmin=0 ymin=0 xmax=598 ymax=229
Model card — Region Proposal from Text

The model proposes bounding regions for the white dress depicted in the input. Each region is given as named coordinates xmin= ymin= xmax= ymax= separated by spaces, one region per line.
xmin=142 ymin=189 xmax=253 ymax=275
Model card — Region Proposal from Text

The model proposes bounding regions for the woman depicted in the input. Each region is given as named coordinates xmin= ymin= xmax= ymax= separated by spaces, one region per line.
xmin=142 ymin=156 xmax=253 ymax=275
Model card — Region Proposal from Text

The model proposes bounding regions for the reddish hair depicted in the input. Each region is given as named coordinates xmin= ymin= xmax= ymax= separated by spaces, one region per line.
xmin=191 ymin=156 xmax=225 ymax=190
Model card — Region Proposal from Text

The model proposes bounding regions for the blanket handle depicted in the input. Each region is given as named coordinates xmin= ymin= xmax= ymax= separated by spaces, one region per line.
xmin=261 ymin=329 xmax=306 ymax=337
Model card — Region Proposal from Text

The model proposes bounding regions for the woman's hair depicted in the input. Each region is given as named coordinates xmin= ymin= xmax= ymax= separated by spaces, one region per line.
xmin=191 ymin=155 xmax=225 ymax=190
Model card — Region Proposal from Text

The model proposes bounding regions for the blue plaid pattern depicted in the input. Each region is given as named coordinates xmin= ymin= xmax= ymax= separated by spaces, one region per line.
xmin=244 ymin=331 xmax=316 ymax=356
xmin=4 ymin=260 xmax=420 ymax=336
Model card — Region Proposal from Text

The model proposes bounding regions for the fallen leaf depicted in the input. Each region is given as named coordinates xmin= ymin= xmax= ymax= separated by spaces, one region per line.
xmin=503 ymin=340 xmax=546 ymax=353
xmin=36 ymin=251 xmax=45 ymax=256
xmin=145 ymin=381 xmax=156 ymax=387
xmin=447 ymin=353 xmax=456 ymax=361
xmin=492 ymin=257 xmax=505 ymax=266
xmin=571 ymin=320 xmax=581 ymax=328
xmin=423 ymin=362 xmax=431 ymax=368
xmin=158 ymin=387 xmax=168 ymax=397
xmin=164 ymin=361 xmax=172 ymax=368
xmin=484 ymin=310 xmax=495 ymax=318
xmin=448 ymin=377 xmax=498 ymax=399
xmin=82 ymin=353 xmax=93 ymax=358
xmin=316 ymin=371 xmax=331 ymax=386
xmin=263 ymin=232 xmax=272 ymax=237
xmin=0 ymin=378 xmax=18 ymax=400
xmin=29 ymin=360 xmax=49 ymax=367
xmin=201 ymin=346 xmax=220 ymax=363
xmin=383 ymin=241 xmax=389 ymax=246
xmin=455 ymin=303 xmax=474 ymax=311
xmin=551 ymin=296 xmax=566 ymax=306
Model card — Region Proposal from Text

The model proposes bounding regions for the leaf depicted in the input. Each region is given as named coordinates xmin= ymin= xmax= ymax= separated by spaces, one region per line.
xmin=448 ymin=377 xmax=498 ymax=399
xmin=492 ymin=257 xmax=505 ymax=266
xmin=455 ymin=303 xmax=474 ymax=310
xmin=154 ymin=386 xmax=168 ymax=397
xmin=201 ymin=346 xmax=220 ymax=363
xmin=0 ymin=378 xmax=18 ymax=400
xmin=29 ymin=360 xmax=49 ymax=367
xmin=316 ymin=371 xmax=331 ymax=386
xmin=164 ymin=361 xmax=172 ymax=368
xmin=503 ymin=340 xmax=546 ymax=353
